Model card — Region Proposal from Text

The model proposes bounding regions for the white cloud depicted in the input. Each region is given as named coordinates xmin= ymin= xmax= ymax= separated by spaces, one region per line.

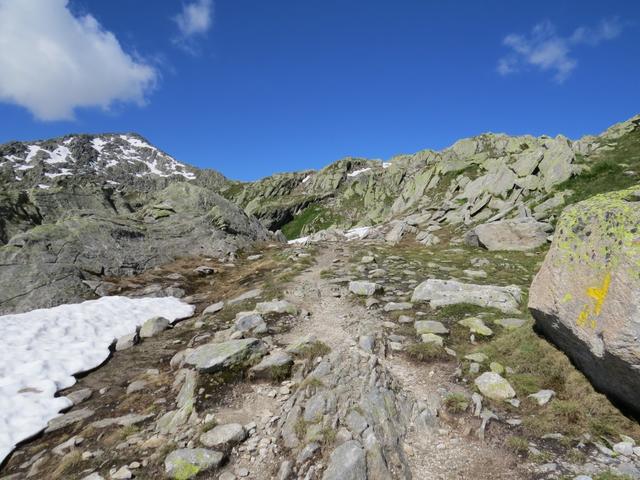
xmin=497 ymin=18 xmax=623 ymax=83
xmin=175 ymin=0 xmax=213 ymax=38
xmin=0 ymin=0 xmax=157 ymax=121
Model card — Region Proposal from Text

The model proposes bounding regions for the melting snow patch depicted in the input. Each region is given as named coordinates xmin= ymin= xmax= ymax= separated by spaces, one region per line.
xmin=47 ymin=147 xmax=71 ymax=164
xmin=346 ymin=226 xmax=372 ymax=240
xmin=302 ymin=175 xmax=312 ymax=183
xmin=382 ymin=162 xmax=392 ymax=169
xmin=37 ymin=184 xmax=50 ymax=190
xmin=347 ymin=168 xmax=371 ymax=177
xmin=0 ymin=296 xmax=194 ymax=464
xmin=91 ymin=138 xmax=108 ymax=153
xmin=288 ymin=236 xmax=310 ymax=245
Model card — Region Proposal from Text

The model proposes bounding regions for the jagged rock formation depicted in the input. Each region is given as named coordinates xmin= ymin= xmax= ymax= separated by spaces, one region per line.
xmin=226 ymin=115 xmax=640 ymax=243
xmin=529 ymin=186 xmax=640 ymax=414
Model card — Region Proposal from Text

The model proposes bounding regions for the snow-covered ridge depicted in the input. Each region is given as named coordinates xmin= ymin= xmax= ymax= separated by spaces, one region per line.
xmin=1 ymin=134 xmax=196 ymax=182
xmin=0 ymin=296 xmax=194 ymax=464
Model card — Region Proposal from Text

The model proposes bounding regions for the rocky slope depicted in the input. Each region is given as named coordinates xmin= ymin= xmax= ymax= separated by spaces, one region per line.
xmin=0 ymin=134 xmax=278 ymax=314
xmin=225 ymin=114 xmax=640 ymax=242
xmin=1 ymin=114 xmax=640 ymax=480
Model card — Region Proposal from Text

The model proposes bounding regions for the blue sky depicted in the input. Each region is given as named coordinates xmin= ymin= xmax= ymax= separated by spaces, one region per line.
xmin=0 ymin=0 xmax=638 ymax=181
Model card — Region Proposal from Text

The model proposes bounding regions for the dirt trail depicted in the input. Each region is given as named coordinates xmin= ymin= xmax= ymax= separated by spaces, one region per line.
xmin=280 ymin=244 xmax=529 ymax=480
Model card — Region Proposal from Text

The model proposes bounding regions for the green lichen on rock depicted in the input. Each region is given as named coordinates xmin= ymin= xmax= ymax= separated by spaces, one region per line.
xmin=553 ymin=186 xmax=640 ymax=275
xmin=170 ymin=459 xmax=201 ymax=480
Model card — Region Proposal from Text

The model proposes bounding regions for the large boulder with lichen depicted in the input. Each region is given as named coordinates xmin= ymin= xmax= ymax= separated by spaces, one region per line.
xmin=529 ymin=187 xmax=640 ymax=413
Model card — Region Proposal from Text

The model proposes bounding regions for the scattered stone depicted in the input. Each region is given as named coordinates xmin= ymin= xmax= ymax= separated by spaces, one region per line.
xmin=126 ymin=380 xmax=147 ymax=395
xmin=111 ymin=466 xmax=132 ymax=479
xmin=421 ymin=333 xmax=444 ymax=346
xmin=613 ymin=441 xmax=635 ymax=457
xmin=45 ymin=408 xmax=94 ymax=433
xmin=458 ymin=317 xmax=493 ymax=336
xmin=255 ymin=299 xmax=298 ymax=315
xmin=474 ymin=372 xmax=516 ymax=401
xmin=203 ymin=301 xmax=224 ymax=315
xmin=528 ymin=389 xmax=555 ymax=406
xmin=463 ymin=269 xmax=487 ymax=279
xmin=194 ymin=266 xmax=216 ymax=276
xmin=490 ymin=362 xmax=504 ymax=374
xmin=228 ymin=288 xmax=262 ymax=305
xmin=247 ymin=254 xmax=263 ymax=261
xmin=234 ymin=312 xmax=267 ymax=333
xmin=139 ymin=316 xmax=170 ymax=338
xmin=383 ymin=302 xmax=413 ymax=312
xmin=249 ymin=351 xmax=293 ymax=380
xmin=464 ymin=352 xmax=488 ymax=363
xmin=91 ymin=413 xmax=153 ymax=429
xmin=164 ymin=448 xmax=224 ymax=479
xmin=285 ymin=334 xmax=317 ymax=354
xmin=115 ymin=332 xmax=138 ymax=351
xmin=348 ymin=281 xmax=382 ymax=297
xmin=185 ymin=338 xmax=267 ymax=373
xmin=297 ymin=442 xmax=320 ymax=464
xmin=415 ymin=320 xmax=448 ymax=335
xmin=66 ymin=388 xmax=92 ymax=406
xmin=200 ymin=423 xmax=247 ymax=451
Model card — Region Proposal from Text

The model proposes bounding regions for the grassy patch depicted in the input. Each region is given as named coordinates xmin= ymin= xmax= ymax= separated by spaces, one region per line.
xmin=268 ymin=363 xmax=293 ymax=382
xmin=557 ymin=128 xmax=640 ymax=206
xmin=281 ymin=204 xmax=343 ymax=239
xmin=481 ymin=325 xmax=640 ymax=439
xmin=295 ymin=340 xmax=331 ymax=362
xmin=443 ymin=393 xmax=469 ymax=413
xmin=51 ymin=450 xmax=83 ymax=479
xmin=505 ymin=436 xmax=529 ymax=455
xmin=405 ymin=342 xmax=449 ymax=362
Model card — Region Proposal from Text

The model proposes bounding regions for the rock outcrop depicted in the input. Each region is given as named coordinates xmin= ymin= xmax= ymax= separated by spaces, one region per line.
xmin=0 ymin=180 xmax=276 ymax=314
xmin=529 ymin=187 xmax=640 ymax=413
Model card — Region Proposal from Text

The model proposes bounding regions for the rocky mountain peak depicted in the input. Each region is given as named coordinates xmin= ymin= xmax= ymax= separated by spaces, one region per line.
xmin=0 ymin=133 xmax=197 ymax=189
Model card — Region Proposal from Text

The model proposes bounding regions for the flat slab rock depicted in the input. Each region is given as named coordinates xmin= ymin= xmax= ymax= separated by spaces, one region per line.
xmin=45 ymin=408 xmax=94 ymax=433
xmin=184 ymin=338 xmax=267 ymax=373
xmin=411 ymin=278 xmax=522 ymax=314
xmin=468 ymin=218 xmax=552 ymax=251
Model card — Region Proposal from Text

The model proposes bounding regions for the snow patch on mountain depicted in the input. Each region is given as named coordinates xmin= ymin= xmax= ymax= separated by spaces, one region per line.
xmin=0 ymin=134 xmax=197 ymax=182
xmin=0 ymin=296 xmax=194 ymax=464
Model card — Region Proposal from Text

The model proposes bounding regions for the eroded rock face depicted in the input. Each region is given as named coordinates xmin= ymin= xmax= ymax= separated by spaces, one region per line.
xmin=529 ymin=187 xmax=640 ymax=413
xmin=467 ymin=218 xmax=551 ymax=251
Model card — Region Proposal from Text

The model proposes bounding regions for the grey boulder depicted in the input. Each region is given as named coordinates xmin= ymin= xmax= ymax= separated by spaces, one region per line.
xmin=184 ymin=338 xmax=267 ymax=373
xmin=164 ymin=448 xmax=224 ymax=479
xmin=466 ymin=218 xmax=551 ymax=251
